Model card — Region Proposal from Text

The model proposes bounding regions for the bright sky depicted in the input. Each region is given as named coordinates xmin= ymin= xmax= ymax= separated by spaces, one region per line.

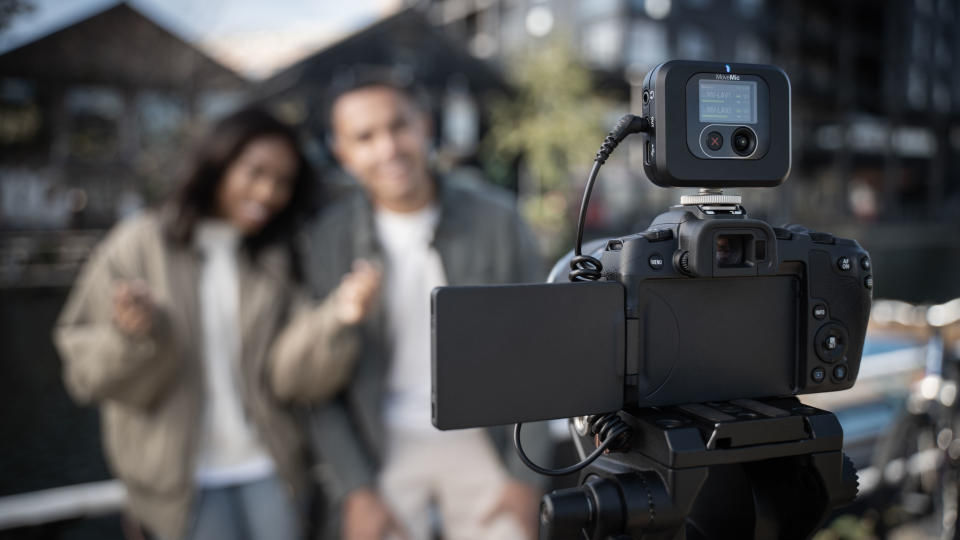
xmin=0 ymin=0 xmax=403 ymax=79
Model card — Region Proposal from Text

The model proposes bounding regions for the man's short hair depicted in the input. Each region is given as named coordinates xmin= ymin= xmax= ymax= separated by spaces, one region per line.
xmin=323 ymin=65 xmax=430 ymax=136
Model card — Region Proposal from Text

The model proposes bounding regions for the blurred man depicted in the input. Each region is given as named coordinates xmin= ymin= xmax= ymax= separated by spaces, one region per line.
xmin=301 ymin=73 xmax=551 ymax=540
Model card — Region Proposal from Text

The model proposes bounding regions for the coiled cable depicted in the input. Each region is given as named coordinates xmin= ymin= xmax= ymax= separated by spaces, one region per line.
xmin=514 ymin=414 xmax=631 ymax=477
xmin=516 ymin=114 xmax=650 ymax=477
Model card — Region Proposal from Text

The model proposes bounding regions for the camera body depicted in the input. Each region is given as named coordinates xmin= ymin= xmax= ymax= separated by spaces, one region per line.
xmin=431 ymin=61 xmax=872 ymax=431
xmin=592 ymin=207 xmax=872 ymax=409
xmin=432 ymin=60 xmax=868 ymax=538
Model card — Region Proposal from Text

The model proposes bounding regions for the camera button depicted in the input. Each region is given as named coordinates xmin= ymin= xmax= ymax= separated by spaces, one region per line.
xmin=833 ymin=365 xmax=847 ymax=381
xmin=810 ymin=232 xmax=835 ymax=244
xmin=813 ymin=304 xmax=827 ymax=320
xmin=811 ymin=367 xmax=826 ymax=383
xmin=641 ymin=228 xmax=673 ymax=241
xmin=648 ymin=254 xmax=665 ymax=270
xmin=860 ymin=256 xmax=871 ymax=271
xmin=864 ymin=275 xmax=874 ymax=289
xmin=705 ymin=131 xmax=723 ymax=151
xmin=815 ymin=324 xmax=848 ymax=363
xmin=773 ymin=227 xmax=793 ymax=240
xmin=837 ymin=256 xmax=852 ymax=272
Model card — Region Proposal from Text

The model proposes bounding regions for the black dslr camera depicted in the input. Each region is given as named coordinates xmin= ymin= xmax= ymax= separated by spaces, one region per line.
xmin=432 ymin=61 xmax=870 ymax=539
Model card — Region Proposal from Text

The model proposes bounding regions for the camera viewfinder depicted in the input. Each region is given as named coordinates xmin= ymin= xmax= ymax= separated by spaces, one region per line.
xmin=717 ymin=234 xmax=748 ymax=267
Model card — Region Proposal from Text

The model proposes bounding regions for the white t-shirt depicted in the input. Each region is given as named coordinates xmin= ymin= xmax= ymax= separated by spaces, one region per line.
xmin=193 ymin=220 xmax=275 ymax=487
xmin=375 ymin=205 xmax=448 ymax=433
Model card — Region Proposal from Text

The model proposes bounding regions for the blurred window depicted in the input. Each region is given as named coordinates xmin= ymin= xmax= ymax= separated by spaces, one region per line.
xmin=954 ymin=72 xmax=960 ymax=109
xmin=441 ymin=79 xmax=479 ymax=156
xmin=137 ymin=92 xmax=186 ymax=149
xmin=677 ymin=25 xmax=711 ymax=60
xmin=912 ymin=18 xmax=929 ymax=60
xmin=735 ymin=0 xmax=762 ymax=17
xmin=581 ymin=18 xmax=624 ymax=67
xmin=579 ymin=0 xmax=620 ymax=20
xmin=933 ymin=81 xmax=950 ymax=113
xmin=470 ymin=32 xmax=498 ymax=57
xmin=847 ymin=119 xmax=889 ymax=154
xmin=893 ymin=126 xmax=937 ymax=158
xmin=0 ymin=78 xmax=41 ymax=148
xmin=734 ymin=33 xmax=768 ymax=64
xmin=935 ymin=34 xmax=951 ymax=67
xmin=815 ymin=125 xmax=844 ymax=151
xmin=500 ymin=2 xmax=526 ymax=54
xmin=938 ymin=0 xmax=953 ymax=17
xmin=907 ymin=66 xmax=928 ymax=110
xmin=807 ymin=60 xmax=833 ymax=93
xmin=64 ymin=86 xmax=123 ymax=161
xmin=626 ymin=20 xmax=668 ymax=68
xmin=198 ymin=90 xmax=244 ymax=120
xmin=0 ymin=77 xmax=33 ymax=103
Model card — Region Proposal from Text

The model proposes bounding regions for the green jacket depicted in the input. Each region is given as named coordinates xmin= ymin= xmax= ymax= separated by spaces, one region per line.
xmin=301 ymin=172 xmax=553 ymax=500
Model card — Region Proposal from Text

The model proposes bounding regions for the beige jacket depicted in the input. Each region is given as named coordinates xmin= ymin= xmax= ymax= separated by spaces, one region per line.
xmin=53 ymin=212 xmax=357 ymax=539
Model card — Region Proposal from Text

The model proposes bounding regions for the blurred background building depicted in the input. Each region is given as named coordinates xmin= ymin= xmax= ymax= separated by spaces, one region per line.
xmin=3 ymin=0 xmax=959 ymax=297
xmin=1 ymin=0 xmax=959 ymax=538
xmin=411 ymin=0 xmax=960 ymax=303
xmin=0 ymin=3 xmax=246 ymax=286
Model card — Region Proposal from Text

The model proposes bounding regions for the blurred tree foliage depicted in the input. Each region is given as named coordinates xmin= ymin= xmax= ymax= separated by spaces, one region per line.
xmin=482 ymin=39 xmax=608 ymax=258
xmin=812 ymin=513 xmax=877 ymax=540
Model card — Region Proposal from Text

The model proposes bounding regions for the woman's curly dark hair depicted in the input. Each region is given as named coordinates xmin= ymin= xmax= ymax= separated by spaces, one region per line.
xmin=166 ymin=106 xmax=321 ymax=258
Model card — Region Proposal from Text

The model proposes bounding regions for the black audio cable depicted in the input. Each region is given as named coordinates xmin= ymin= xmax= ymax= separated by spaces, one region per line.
xmin=515 ymin=415 xmax=630 ymax=476
xmin=514 ymin=114 xmax=650 ymax=477
xmin=570 ymin=114 xmax=651 ymax=282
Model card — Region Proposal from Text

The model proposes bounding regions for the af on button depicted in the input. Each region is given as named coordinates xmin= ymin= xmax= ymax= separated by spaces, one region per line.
xmin=705 ymin=131 xmax=723 ymax=152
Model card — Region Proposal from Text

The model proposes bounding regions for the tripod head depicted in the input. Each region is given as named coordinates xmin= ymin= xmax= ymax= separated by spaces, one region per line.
xmin=542 ymin=398 xmax=858 ymax=540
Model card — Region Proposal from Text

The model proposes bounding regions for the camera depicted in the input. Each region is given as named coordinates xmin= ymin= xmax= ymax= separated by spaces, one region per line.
xmin=431 ymin=61 xmax=869 ymax=538
xmin=431 ymin=61 xmax=871 ymax=430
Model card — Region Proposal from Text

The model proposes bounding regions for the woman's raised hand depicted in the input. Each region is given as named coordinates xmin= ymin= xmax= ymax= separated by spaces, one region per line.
xmin=112 ymin=279 xmax=156 ymax=336
xmin=334 ymin=260 xmax=382 ymax=325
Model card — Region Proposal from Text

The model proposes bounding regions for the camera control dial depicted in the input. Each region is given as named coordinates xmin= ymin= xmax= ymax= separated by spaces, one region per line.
xmin=814 ymin=323 xmax=849 ymax=363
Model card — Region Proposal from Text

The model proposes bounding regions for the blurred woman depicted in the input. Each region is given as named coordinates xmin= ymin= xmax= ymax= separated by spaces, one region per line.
xmin=53 ymin=108 xmax=379 ymax=540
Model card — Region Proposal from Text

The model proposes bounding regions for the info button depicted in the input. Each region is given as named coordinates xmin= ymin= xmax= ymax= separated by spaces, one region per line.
xmin=705 ymin=131 xmax=723 ymax=152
